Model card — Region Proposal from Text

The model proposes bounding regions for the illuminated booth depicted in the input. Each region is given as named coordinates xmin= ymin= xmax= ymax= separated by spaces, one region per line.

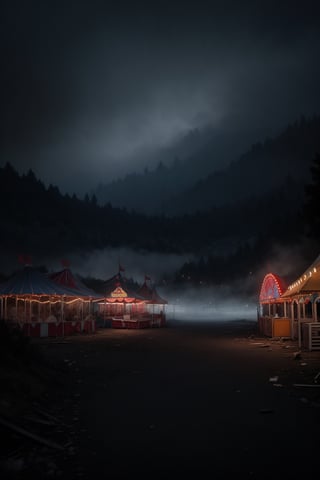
xmin=96 ymin=272 xmax=149 ymax=328
xmin=258 ymin=273 xmax=290 ymax=338
xmin=96 ymin=271 xmax=169 ymax=328
xmin=258 ymin=254 xmax=320 ymax=349
xmin=0 ymin=265 xmax=97 ymax=337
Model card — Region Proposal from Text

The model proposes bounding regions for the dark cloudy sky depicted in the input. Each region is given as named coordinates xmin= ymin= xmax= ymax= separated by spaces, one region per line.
xmin=1 ymin=0 xmax=320 ymax=195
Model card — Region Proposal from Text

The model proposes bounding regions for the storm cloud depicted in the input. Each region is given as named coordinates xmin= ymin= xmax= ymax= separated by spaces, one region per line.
xmin=1 ymin=0 xmax=320 ymax=195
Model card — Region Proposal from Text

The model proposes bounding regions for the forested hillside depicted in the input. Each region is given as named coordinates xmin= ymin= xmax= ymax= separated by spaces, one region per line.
xmin=0 ymin=158 xmax=314 ymax=286
xmin=1 ymin=123 xmax=320 ymax=289
xmin=94 ymin=115 xmax=320 ymax=215
xmin=167 ymin=115 xmax=320 ymax=214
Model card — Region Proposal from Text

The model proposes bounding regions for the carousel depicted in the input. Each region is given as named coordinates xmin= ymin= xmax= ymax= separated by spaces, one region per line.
xmin=0 ymin=264 xmax=98 ymax=337
xmin=258 ymin=253 xmax=320 ymax=349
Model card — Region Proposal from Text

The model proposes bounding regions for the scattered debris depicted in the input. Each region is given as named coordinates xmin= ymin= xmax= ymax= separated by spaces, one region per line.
xmin=314 ymin=372 xmax=320 ymax=383
xmin=32 ymin=403 xmax=68 ymax=426
xmin=22 ymin=415 xmax=57 ymax=427
xmin=0 ymin=416 xmax=64 ymax=450
xmin=293 ymin=384 xmax=320 ymax=388
xmin=269 ymin=376 xmax=279 ymax=382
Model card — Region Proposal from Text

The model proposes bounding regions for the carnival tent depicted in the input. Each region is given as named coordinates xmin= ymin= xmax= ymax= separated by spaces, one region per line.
xmin=102 ymin=272 xmax=145 ymax=303
xmin=0 ymin=265 xmax=81 ymax=296
xmin=49 ymin=267 xmax=101 ymax=298
xmin=136 ymin=278 xmax=167 ymax=327
xmin=95 ymin=271 xmax=149 ymax=327
xmin=137 ymin=280 xmax=168 ymax=305
xmin=0 ymin=266 xmax=96 ymax=336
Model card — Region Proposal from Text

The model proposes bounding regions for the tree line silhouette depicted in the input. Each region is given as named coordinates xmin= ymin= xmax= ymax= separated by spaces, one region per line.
xmin=94 ymin=115 xmax=320 ymax=216
xmin=1 ymin=132 xmax=320 ymax=295
xmin=0 ymin=152 xmax=318 ymax=291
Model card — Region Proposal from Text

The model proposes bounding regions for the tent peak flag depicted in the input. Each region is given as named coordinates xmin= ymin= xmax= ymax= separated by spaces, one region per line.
xmin=18 ymin=254 xmax=32 ymax=266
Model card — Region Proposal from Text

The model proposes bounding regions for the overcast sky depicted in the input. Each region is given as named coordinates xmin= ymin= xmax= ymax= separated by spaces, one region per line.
xmin=1 ymin=0 xmax=320 ymax=196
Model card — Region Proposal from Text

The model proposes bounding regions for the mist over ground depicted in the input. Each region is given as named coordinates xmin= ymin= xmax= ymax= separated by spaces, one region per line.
xmin=163 ymin=284 xmax=258 ymax=323
xmin=0 ymin=240 xmax=315 ymax=327
xmin=165 ymin=303 xmax=257 ymax=323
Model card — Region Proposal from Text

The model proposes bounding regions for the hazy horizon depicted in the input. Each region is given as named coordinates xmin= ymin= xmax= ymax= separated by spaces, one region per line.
xmin=1 ymin=1 xmax=320 ymax=197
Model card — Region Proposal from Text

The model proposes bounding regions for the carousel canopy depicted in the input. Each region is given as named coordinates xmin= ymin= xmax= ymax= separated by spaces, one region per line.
xmin=137 ymin=281 xmax=168 ymax=304
xmin=0 ymin=266 xmax=85 ymax=297
xmin=49 ymin=268 xmax=101 ymax=298
xmin=259 ymin=273 xmax=286 ymax=302
xmin=281 ymin=253 xmax=320 ymax=297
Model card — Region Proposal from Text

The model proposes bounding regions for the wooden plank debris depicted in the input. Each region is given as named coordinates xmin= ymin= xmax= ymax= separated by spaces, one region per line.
xmin=0 ymin=416 xmax=64 ymax=450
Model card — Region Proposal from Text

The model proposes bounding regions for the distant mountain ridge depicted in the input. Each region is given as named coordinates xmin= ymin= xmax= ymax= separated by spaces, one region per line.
xmin=94 ymin=115 xmax=320 ymax=215
xmin=0 ymin=148 xmax=318 ymax=289
xmin=94 ymin=124 xmax=256 ymax=214
xmin=167 ymin=115 xmax=320 ymax=214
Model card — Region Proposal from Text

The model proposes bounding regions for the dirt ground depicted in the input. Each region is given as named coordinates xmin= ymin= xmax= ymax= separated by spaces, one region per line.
xmin=1 ymin=318 xmax=320 ymax=479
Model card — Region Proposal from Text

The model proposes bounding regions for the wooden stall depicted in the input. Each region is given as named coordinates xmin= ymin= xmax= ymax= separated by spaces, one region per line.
xmin=258 ymin=253 xmax=320 ymax=349
xmin=258 ymin=272 xmax=291 ymax=338
xmin=95 ymin=271 xmax=168 ymax=328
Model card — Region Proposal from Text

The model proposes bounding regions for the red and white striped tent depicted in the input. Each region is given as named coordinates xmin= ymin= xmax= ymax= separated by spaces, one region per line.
xmin=49 ymin=267 xmax=100 ymax=298
xmin=0 ymin=265 xmax=97 ymax=337
xmin=136 ymin=277 xmax=167 ymax=326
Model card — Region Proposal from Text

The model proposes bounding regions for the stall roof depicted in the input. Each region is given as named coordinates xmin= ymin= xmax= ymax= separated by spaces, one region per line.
xmin=281 ymin=253 xmax=320 ymax=297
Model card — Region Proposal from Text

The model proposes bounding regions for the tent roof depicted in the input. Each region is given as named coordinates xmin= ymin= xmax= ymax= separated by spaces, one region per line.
xmin=281 ymin=253 xmax=320 ymax=297
xmin=137 ymin=282 xmax=168 ymax=304
xmin=102 ymin=272 xmax=145 ymax=302
xmin=0 ymin=266 xmax=85 ymax=296
xmin=49 ymin=268 xmax=101 ymax=298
